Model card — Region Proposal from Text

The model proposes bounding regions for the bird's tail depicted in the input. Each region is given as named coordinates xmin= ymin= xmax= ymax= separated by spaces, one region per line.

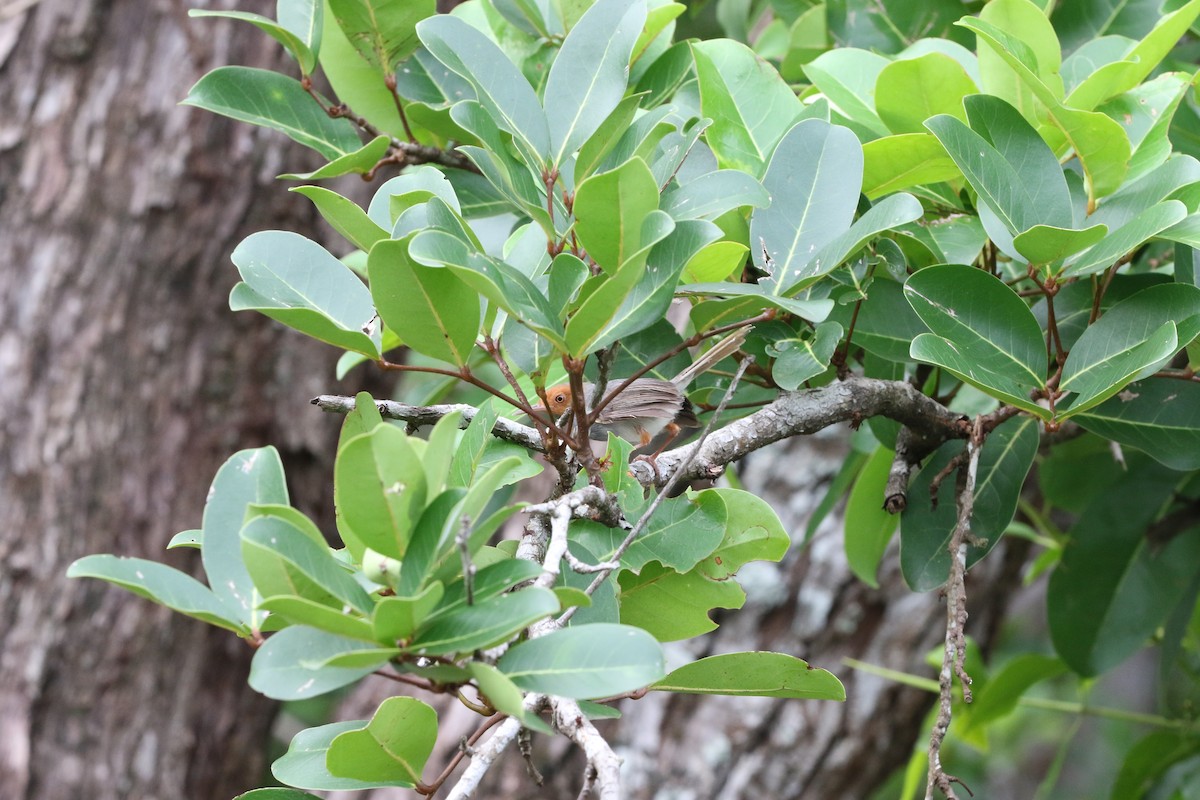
xmin=671 ymin=327 xmax=750 ymax=388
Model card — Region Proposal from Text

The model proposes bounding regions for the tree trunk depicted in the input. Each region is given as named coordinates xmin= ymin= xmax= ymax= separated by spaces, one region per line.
xmin=0 ymin=2 xmax=348 ymax=797
xmin=332 ymin=432 xmax=1026 ymax=799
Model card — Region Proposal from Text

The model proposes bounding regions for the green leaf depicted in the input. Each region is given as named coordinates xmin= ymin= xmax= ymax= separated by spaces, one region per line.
xmin=327 ymin=0 xmax=431 ymax=73
xmin=843 ymin=445 xmax=899 ymax=588
xmin=241 ymin=506 xmax=373 ymax=613
xmin=417 ymin=15 xmax=549 ymax=165
xmin=768 ymin=321 xmax=843 ymax=390
xmin=182 ymin=67 xmax=362 ymax=160
xmin=467 ymin=661 xmax=553 ymax=733
xmin=681 ymin=241 xmax=748 ymax=284
xmin=66 ymin=555 xmax=245 ymax=633
xmin=573 ymin=156 xmax=660 ymax=275
xmin=618 ymin=561 xmax=745 ymax=641
xmin=406 ymin=587 xmax=559 ymax=655
xmin=972 ymin=0 xmax=1062 ymax=122
xmin=230 ymin=231 xmax=380 ymax=357
xmin=904 ymin=265 xmax=1048 ymax=415
xmin=1074 ymin=379 xmax=1200 ymax=470
xmin=574 ymin=93 xmax=646 ymax=184
xmin=250 ymin=626 xmax=385 ymax=699
xmin=876 ymin=52 xmax=978 ymax=135
xmin=326 ymin=696 xmax=436 ymax=785
xmin=1106 ymin=73 xmax=1194 ymax=184
xmin=1011 ymin=223 xmax=1108 ymax=266
xmin=1111 ymin=730 xmax=1200 ymax=800
xmin=544 ymin=0 xmax=647 ymax=164
xmin=695 ymin=487 xmax=790 ymax=580
xmin=1063 ymin=201 xmax=1189 ymax=277
xmin=234 ymin=789 xmax=325 ymax=800
xmin=1060 ymin=320 xmax=1179 ymax=417
xmin=167 ymin=529 xmax=202 ymax=550
xmin=833 ymin=276 xmax=926 ymax=363
xmin=317 ymin=3 xmax=404 ymax=138
xmin=279 ymin=0 xmax=324 ymax=55
xmin=651 ymin=652 xmax=845 ymax=700
xmin=691 ymin=39 xmax=803 ymax=175
xmin=498 ymin=623 xmax=666 ymax=699
xmin=200 ymin=447 xmax=290 ymax=627
xmin=334 ymin=424 xmax=427 ymax=560
xmin=926 ymin=94 xmax=1073 ymax=235
xmin=273 ymin=721 xmax=411 ymax=790
xmin=372 ymin=582 xmax=444 ymax=643
xmin=432 ymin=559 xmax=543 ymax=621
xmin=963 ymin=654 xmax=1066 ymax=733
xmin=258 ymin=595 xmax=376 ymax=640
xmin=573 ymin=490 xmax=727 ymax=573
xmin=803 ymin=48 xmax=891 ymax=137
xmin=678 ymin=282 xmax=834 ymax=323
xmin=900 ymin=415 xmax=1039 ymax=592
xmin=367 ymin=166 xmax=462 ymax=228
xmin=805 ymin=193 xmax=924 ymax=284
xmin=661 ymin=170 xmax=769 ymax=220
xmin=189 ymin=10 xmax=317 ymax=74
xmin=291 ymin=185 xmax=388 ymax=252
xmin=753 ymin=119 xmax=864 ymax=294
xmin=369 ymin=237 xmax=479 ymax=366
xmin=1047 ymin=461 xmax=1198 ymax=676
xmin=280 ymin=134 xmax=392 ymax=181
xmin=861 ymin=132 xmax=961 ymax=199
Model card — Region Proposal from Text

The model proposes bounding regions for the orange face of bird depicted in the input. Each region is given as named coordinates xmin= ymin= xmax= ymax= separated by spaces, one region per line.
xmin=541 ymin=385 xmax=573 ymax=417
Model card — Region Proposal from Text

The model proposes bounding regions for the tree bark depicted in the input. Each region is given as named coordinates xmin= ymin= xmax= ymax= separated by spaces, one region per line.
xmin=0 ymin=2 xmax=349 ymax=797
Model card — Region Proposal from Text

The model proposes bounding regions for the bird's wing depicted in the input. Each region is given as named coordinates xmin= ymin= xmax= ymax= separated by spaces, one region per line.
xmin=597 ymin=380 xmax=683 ymax=422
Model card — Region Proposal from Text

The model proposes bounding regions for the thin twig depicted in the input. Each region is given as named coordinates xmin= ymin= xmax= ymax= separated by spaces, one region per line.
xmin=457 ymin=516 xmax=475 ymax=606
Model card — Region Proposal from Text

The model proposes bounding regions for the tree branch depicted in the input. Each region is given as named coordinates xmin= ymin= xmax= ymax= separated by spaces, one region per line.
xmin=311 ymin=395 xmax=545 ymax=451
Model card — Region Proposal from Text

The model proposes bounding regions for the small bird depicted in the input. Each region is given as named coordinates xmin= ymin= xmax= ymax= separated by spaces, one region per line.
xmin=536 ymin=329 xmax=748 ymax=451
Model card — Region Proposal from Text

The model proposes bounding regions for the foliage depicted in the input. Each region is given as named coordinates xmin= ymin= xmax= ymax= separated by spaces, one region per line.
xmin=70 ymin=0 xmax=1200 ymax=797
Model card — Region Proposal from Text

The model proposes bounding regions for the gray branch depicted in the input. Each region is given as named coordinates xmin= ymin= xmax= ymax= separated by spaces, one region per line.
xmin=311 ymin=395 xmax=545 ymax=451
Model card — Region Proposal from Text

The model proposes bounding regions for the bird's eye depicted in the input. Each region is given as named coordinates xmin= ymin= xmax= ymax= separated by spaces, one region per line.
xmin=554 ymin=393 xmax=566 ymax=404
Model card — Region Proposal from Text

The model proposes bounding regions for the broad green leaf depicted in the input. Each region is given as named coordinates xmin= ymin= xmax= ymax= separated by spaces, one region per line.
xmin=803 ymin=48 xmax=891 ymax=137
xmin=258 ymin=595 xmax=376 ymax=640
xmin=417 ymin=15 xmax=549 ymax=164
xmin=318 ymin=1 xmax=404 ymax=137
xmin=200 ymin=447 xmax=289 ymax=627
xmin=843 ymin=445 xmax=899 ymax=588
xmin=573 ymin=490 xmax=727 ymax=573
xmin=406 ymin=587 xmax=559 ymax=655
xmin=661 ymin=170 xmax=769 ymax=220
xmin=574 ymin=93 xmax=646 ymax=184
xmin=1104 ymin=72 xmax=1195 ymax=184
xmin=768 ymin=321 xmax=843 ymax=390
xmin=182 ymin=67 xmax=362 ymax=160
xmin=876 ymin=52 xmax=977 ymax=135
xmin=960 ymin=17 xmax=1131 ymax=205
xmin=369 ymin=237 xmax=479 ymax=365
xmin=904 ymin=265 xmax=1048 ymax=416
xmin=280 ymin=134 xmax=391 ymax=181
xmin=373 ymin=582 xmax=444 ymax=643
xmin=900 ymin=415 xmax=1039 ymax=592
xmin=926 ymin=94 xmax=1072 ymax=235
xmin=1060 ymin=321 xmax=1179 ymax=417
xmin=544 ymin=0 xmax=647 ymax=164
xmin=682 ymin=241 xmax=748 ymax=283
xmin=367 ymin=167 xmax=461 ymax=228
xmin=1111 ymin=731 xmax=1200 ymax=800
xmin=431 ymin=559 xmax=543 ymax=620
xmin=326 ymin=696 xmax=436 ymax=785
xmin=695 ymin=487 xmax=790 ymax=580
xmin=189 ymin=10 xmax=317 ymax=74
xmin=573 ymin=156 xmax=660 ymax=275
xmin=241 ymin=506 xmax=373 ymax=612
xmin=861 ymin=132 xmax=961 ymax=198
xmin=279 ymin=0 xmax=324 ymax=55
xmin=1065 ymin=0 xmax=1200 ymax=110
xmin=234 ymin=789 xmax=325 ymax=800
xmin=394 ymin=489 xmax=466 ymax=596
xmin=678 ymin=282 xmax=834 ymax=322
xmin=832 ymin=276 xmax=926 ymax=363
xmin=973 ymin=0 xmax=1062 ymax=124
xmin=273 ymin=721 xmax=411 ymax=790
xmin=691 ymin=39 xmax=804 ymax=175
xmin=291 ymin=185 xmax=388 ymax=252
xmin=1063 ymin=201 xmax=1187 ymax=277
xmin=635 ymin=39 xmax=693 ymax=108
xmin=805 ymin=193 xmax=924 ymax=285
xmin=1052 ymin=0 xmax=1160 ymax=54
xmin=66 ymin=555 xmax=245 ymax=633
xmin=250 ymin=626 xmax=384 ymax=699
xmin=651 ymin=652 xmax=845 ymax=700
xmin=230 ymin=231 xmax=381 ymax=357
xmin=962 ymin=654 xmax=1066 ymax=733
xmin=1047 ymin=461 xmax=1197 ymax=675
xmin=1074 ymin=379 xmax=1200 ymax=470
xmin=620 ymin=561 xmax=745 ymax=641
xmin=467 ymin=662 xmax=553 ymax=733
xmin=1012 ymin=223 xmax=1108 ymax=265
xmin=334 ymin=424 xmax=427 ymax=560
xmin=327 ymin=0 xmax=430 ymax=73
xmin=498 ymin=623 xmax=666 ymax=698
xmin=565 ymin=251 xmax=646 ymax=357
xmin=753 ymin=119 xmax=863 ymax=294
xmin=167 ymin=529 xmax=202 ymax=550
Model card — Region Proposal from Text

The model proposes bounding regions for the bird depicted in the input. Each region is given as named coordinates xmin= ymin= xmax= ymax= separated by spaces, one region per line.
xmin=534 ymin=329 xmax=748 ymax=452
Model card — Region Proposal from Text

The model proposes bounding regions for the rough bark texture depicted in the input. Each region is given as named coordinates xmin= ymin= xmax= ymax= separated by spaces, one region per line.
xmin=330 ymin=431 xmax=1025 ymax=800
xmin=0 ymin=2 xmax=352 ymax=797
